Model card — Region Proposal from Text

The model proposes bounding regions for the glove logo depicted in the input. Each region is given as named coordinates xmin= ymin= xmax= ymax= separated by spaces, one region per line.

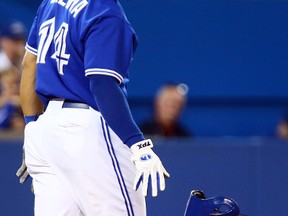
xmin=137 ymin=141 xmax=152 ymax=149
xmin=140 ymin=154 xmax=152 ymax=161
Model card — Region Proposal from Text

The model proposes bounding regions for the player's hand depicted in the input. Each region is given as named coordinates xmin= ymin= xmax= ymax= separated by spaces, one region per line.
xmin=16 ymin=147 xmax=29 ymax=184
xmin=131 ymin=139 xmax=170 ymax=197
xmin=16 ymin=115 xmax=38 ymax=183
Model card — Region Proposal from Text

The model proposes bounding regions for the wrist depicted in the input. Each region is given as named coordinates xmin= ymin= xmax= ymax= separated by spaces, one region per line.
xmin=24 ymin=115 xmax=39 ymax=124
xmin=130 ymin=139 xmax=153 ymax=154
xmin=125 ymin=134 xmax=145 ymax=147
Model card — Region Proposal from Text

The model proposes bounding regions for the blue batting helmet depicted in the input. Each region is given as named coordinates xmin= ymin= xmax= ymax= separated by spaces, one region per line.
xmin=184 ymin=190 xmax=240 ymax=216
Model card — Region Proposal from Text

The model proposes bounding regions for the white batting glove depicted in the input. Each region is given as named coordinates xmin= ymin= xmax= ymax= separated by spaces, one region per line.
xmin=16 ymin=147 xmax=29 ymax=184
xmin=131 ymin=139 xmax=170 ymax=197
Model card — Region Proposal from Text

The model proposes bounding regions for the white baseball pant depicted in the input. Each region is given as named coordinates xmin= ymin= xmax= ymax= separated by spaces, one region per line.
xmin=24 ymin=99 xmax=146 ymax=216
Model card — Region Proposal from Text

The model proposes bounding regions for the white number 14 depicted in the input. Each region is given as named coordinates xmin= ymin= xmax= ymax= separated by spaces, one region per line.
xmin=37 ymin=17 xmax=70 ymax=75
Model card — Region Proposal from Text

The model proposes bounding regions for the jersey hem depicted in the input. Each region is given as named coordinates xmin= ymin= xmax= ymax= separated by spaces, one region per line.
xmin=85 ymin=68 xmax=123 ymax=83
xmin=25 ymin=43 xmax=38 ymax=56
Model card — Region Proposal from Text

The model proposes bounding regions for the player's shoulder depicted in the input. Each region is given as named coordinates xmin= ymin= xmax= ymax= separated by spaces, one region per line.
xmin=85 ymin=0 xmax=128 ymax=21
xmin=37 ymin=0 xmax=52 ymax=13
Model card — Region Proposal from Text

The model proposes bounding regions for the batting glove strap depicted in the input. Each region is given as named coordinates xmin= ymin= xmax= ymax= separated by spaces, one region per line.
xmin=130 ymin=139 xmax=170 ymax=197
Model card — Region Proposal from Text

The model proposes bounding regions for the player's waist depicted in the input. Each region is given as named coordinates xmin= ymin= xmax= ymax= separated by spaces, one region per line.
xmin=48 ymin=98 xmax=90 ymax=110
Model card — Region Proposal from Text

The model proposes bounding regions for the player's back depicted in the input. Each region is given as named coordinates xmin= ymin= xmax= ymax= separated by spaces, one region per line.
xmin=27 ymin=0 xmax=135 ymax=109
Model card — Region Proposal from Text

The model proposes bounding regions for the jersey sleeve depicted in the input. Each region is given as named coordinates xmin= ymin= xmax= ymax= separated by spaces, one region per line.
xmin=25 ymin=17 xmax=38 ymax=56
xmin=84 ymin=17 xmax=137 ymax=84
xmin=25 ymin=0 xmax=49 ymax=56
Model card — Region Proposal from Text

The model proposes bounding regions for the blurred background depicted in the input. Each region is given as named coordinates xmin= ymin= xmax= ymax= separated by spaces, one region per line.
xmin=0 ymin=0 xmax=288 ymax=215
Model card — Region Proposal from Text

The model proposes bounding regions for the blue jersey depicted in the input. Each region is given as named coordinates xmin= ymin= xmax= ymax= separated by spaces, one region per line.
xmin=26 ymin=0 xmax=137 ymax=110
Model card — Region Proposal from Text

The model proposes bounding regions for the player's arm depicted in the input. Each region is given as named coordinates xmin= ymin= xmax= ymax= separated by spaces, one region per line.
xmin=86 ymin=17 xmax=169 ymax=197
xmin=89 ymin=75 xmax=144 ymax=146
xmin=89 ymin=75 xmax=170 ymax=197
xmin=20 ymin=51 xmax=43 ymax=121
xmin=16 ymin=51 xmax=43 ymax=184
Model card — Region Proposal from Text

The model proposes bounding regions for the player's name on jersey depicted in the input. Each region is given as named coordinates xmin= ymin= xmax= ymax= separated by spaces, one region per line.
xmin=50 ymin=0 xmax=88 ymax=18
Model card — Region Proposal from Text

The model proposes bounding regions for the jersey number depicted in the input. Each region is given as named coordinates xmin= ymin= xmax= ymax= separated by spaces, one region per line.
xmin=37 ymin=17 xmax=70 ymax=75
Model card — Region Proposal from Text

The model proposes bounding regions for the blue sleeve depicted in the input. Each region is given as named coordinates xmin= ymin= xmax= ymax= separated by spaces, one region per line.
xmin=89 ymin=75 xmax=144 ymax=147
xmin=84 ymin=17 xmax=137 ymax=83
xmin=25 ymin=16 xmax=38 ymax=55
xmin=25 ymin=0 xmax=48 ymax=55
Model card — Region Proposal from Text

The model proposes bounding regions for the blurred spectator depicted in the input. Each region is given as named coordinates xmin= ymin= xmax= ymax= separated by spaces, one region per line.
xmin=140 ymin=83 xmax=192 ymax=137
xmin=0 ymin=67 xmax=24 ymax=130
xmin=276 ymin=114 xmax=288 ymax=139
xmin=0 ymin=20 xmax=27 ymax=73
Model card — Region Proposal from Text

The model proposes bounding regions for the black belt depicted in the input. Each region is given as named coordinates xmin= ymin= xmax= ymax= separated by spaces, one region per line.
xmin=62 ymin=100 xmax=90 ymax=109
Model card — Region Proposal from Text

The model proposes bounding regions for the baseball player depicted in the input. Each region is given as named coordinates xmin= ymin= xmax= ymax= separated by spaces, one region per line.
xmin=16 ymin=0 xmax=169 ymax=215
